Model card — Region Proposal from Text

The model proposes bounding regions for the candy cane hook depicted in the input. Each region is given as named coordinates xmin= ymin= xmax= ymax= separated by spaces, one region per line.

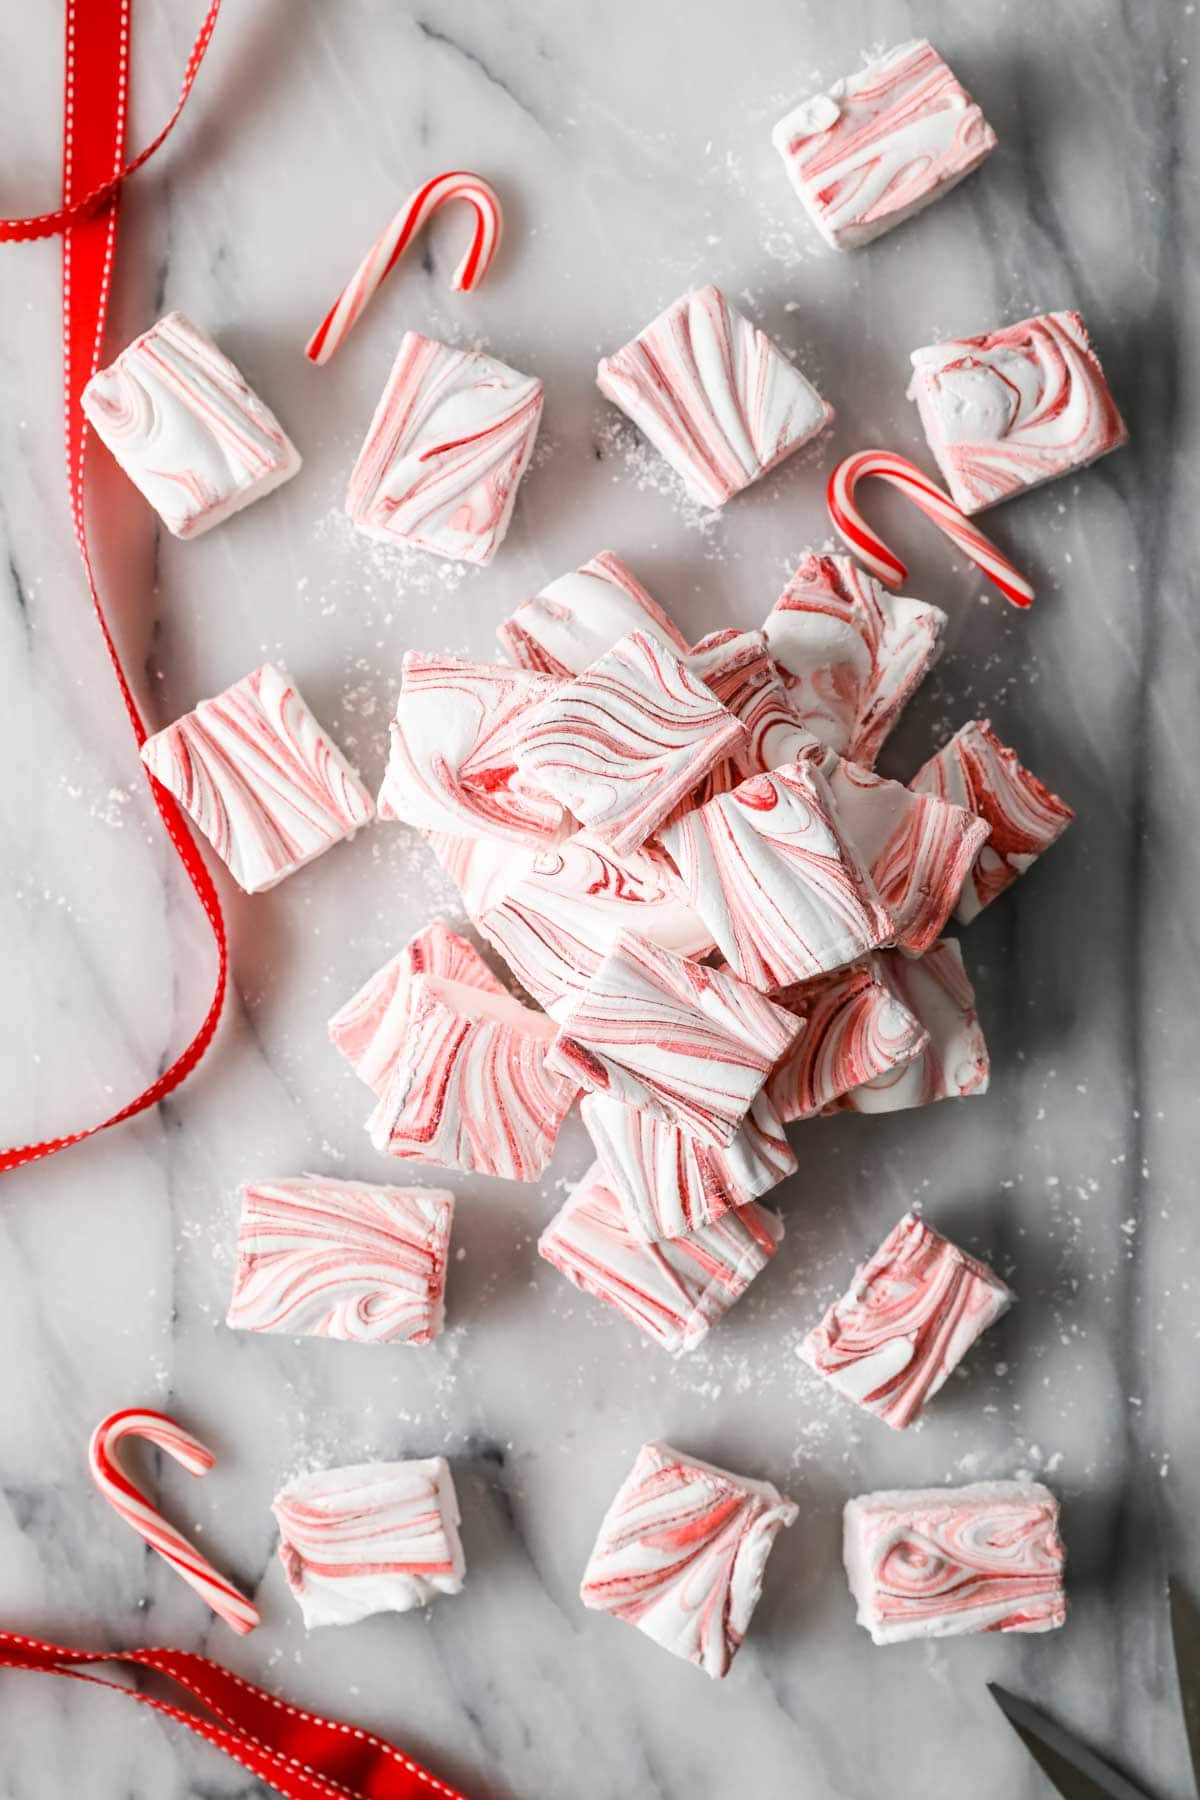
xmin=305 ymin=170 xmax=503 ymax=366
xmin=827 ymin=449 xmax=1035 ymax=609
xmin=88 ymin=1409 xmax=260 ymax=1635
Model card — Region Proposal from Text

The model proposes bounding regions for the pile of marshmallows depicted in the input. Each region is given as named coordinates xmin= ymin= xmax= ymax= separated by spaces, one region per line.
xmin=78 ymin=40 xmax=1128 ymax=1678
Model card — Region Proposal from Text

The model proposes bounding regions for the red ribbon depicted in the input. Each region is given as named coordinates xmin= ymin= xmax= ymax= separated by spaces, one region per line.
xmin=0 ymin=0 xmax=229 ymax=1172
xmin=0 ymin=1634 xmax=473 ymax=1799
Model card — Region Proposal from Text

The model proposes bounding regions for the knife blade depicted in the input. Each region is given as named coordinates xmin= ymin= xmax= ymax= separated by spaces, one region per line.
xmin=989 ymin=1684 xmax=1153 ymax=1800
xmin=1169 ymin=1577 xmax=1200 ymax=1795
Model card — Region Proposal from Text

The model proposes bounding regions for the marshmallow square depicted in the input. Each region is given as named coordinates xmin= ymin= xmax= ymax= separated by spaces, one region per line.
xmin=497 ymin=551 xmax=689 ymax=677
xmin=377 ymin=654 xmax=567 ymax=846
xmin=366 ymin=976 xmax=577 ymax=1181
xmin=226 ymin=1176 xmax=453 ymax=1346
xmin=841 ymin=942 xmax=989 ymax=1111
xmin=580 ymin=1441 xmax=798 ymax=1678
xmin=548 ymin=931 xmax=803 ymax=1149
xmin=843 ymin=1481 xmax=1066 ymax=1644
xmin=582 ymin=1090 xmax=796 ymax=1241
xmin=273 ymin=1458 xmax=464 ymax=1629
xmin=81 ymin=312 xmax=300 ymax=539
xmin=772 ymin=40 xmax=996 ymax=252
xmin=329 ymin=919 xmax=506 ymax=1096
xmin=516 ymin=631 xmax=747 ymax=858
xmin=910 ymin=719 xmax=1074 ymax=923
xmin=538 ymin=1164 xmax=782 ymax=1355
xmin=908 ymin=309 xmax=1128 ymax=514
xmin=660 ymin=761 xmax=894 ymax=991
xmin=763 ymin=553 xmax=945 ymax=767
xmin=346 ymin=331 xmax=543 ymax=563
xmin=424 ymin=829 xmax=536 ymax=920
xmin=597 ymin=285 xmax=832 ymax=509
xmin=800 ymin=1209 xmax=1013 ymax=1428
xmin=766 ymin=962 xmax=928 ymax=1122
xmin=477 ymin=833 xmax=714 ymax=1019
xmin=140 ymin=663 xmax=373 ymax=894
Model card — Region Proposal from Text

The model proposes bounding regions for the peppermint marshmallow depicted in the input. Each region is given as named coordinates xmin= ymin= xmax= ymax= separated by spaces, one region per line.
xmin=843 ymin=941 xmax=989 ymax=1112
xmin=366 ymin=976 xmax=577 ymax=1181
xmin=582 ymin=1090 xmax=796 ymax=1241
xmin=226 ymin=1177 xmax=453 ymax=1346
xmin=548 ymin=931 xmax=802 ymax=1149
xmin=659 ymin=761 xmax=894 ymax=992
xmin=800 ymin=1209 xmax=1013 ymax=1428
xmin=81 ymin=312 xmax=300 ymax=538
xmin=773 ymin=41 xmax=996 ymax=252
xmin=377 ymin=654 xmax=567 ymax=846
xmin=329 ymin=919 xmax=506 ymax=1095
xmin=516 ymin=631 xmax=747 ymax=857
xmin=538 ymin=1165 xmax=782 ymax=1355
xmin=843 ymin=1481 xmax=1066 ymax=1644
xmin=911 ymin=719 xmax=1074 ymax=922
xmin=274 ymin=1458 xmax=465 ymax=1629
xmin=497 ymin=551 xmax=689 ymax=677
xmin=766 ymin=962 xmax=928 ymax=1122
xmin=140 ymin=663 xmax=373 ymax=894
xmin=424 ymin=829 xmax=534 ymax=919
xmin=581 ymin=1441 xmax=797 ymax=1678
xmin=763 ymin=553 xmax=945 ymax=767
xmin=597 ymin=285 xmax=832 ymax=509
xmin=347 ymin=331 xmax=543 ymax=562
xmin=908 ymin=310 xmax=1128 ymax=514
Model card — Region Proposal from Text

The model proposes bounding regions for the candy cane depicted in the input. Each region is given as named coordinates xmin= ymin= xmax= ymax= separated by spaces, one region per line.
xmin=88 ymin=1409 xmax=260 ymax=1635
xmin=827 ymin=449 xmax=1035 ymax=609
xmin=305 ymin=171 xmax=502 ymax=366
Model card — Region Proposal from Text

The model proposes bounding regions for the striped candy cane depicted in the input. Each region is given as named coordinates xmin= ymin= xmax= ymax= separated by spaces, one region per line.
xmin=827 ymin=449 xmax=1035 ymax=609
xmin=305 ymin=171 xmax=502 ymax=366
xmin=88 ymin=1408 xmax=260 ymax=1635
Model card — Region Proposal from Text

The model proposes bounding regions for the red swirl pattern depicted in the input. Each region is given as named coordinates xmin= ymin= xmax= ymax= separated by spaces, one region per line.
xmin=580 ymin=1440 xmax=798 ymax=1679
xmin=226 ymin=1177 xmax=453 ymax=1346
xmin=497 ymin=551 xmax=690 ymax=677
xmin=377 ymin=654 xmax=568 ymax=846
xmin=763 ymin=553 xmax=945 ymax=767
xmin=843 ymin=1481 xmax=1066 ymax=1643
xmin=799 ymin=1209 xmax=1012 ymax=1427
xmin=140 ymin=663 xmax=373 ymax=895
xmin=840 ymin=942 xmax=989 ymax=1112
xmin=910 ymin=718 xmax=1074 ymax=923
xmin=660 ymin=761 xmax=894 ymax=991
xmin=329 ymin=918 xmax=505 ymax=1096
xmin=538 ymin=1165 xmax=782 ymax=1355
xmin=908 ymin=309 xmax=1128 ymax=514
xmin=766 ymin=961 xmax=928 ymax=1122
xmin=548 ymin=931 xmax=802 ymax=1149
xmin=345 ymin=330 xmax=543 ymax=564
xmin=581 ymin=1090 xmax=796 ymax=1241
xmin=516 ymin=630 xmax=747 ymax=858
xmin=596 ymin=284 xmax=833 ymax=509
xmin=367 ymin=976 xmax=577 ymax=1181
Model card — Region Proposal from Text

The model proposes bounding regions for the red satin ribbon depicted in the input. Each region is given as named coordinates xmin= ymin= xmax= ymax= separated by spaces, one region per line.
xmin=0 ymin=0 xmax=229 ymax=1172
xmin=0 ymin=1634 xmax=473 ymax=1799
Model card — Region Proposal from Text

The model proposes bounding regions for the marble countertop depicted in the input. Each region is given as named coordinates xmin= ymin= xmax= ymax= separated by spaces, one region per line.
xmin=2 ymin=2 xmax=1199 ymax=1796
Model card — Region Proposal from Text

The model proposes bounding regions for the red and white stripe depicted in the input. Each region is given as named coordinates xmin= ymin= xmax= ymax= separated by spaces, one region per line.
xmin=826 ymin=449 xmax=1035 ymax=610
xmin=305 ymin=171 xmax=502 ymax=365
xmin=88 ymin=1408 xmax=260 ymax=1635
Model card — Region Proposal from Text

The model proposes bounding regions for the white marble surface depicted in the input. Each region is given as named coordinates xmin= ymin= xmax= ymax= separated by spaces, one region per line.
xmin=2 ymin=2 xmax=1199 ymax=1796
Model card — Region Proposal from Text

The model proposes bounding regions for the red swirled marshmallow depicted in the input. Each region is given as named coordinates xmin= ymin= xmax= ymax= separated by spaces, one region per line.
xmin=538 ymin=1165 xmax=782 ymax=1356
xmin=908 ymin=309 xmax=1128 ymax=514
xmin=497 ymin=551 xmax=689 ymax=677
xmin=581 ymin=1441 xmax=798 ymax=1679
xmin=800 ymin=1209 xmax=1013 ymax=1429
xmin=843 ymin=1481 xmax=1066 ymax=1644
xmin=366 ymin=976 xmax=577 ymax=1181
xmin=273 ymin=1459 xmax=465 ymax=1630
xmin=226 ymin=1177 xmax=454 ymax=1346
xmin=81 ymin=312 xmax=300 ymax=539
xmin=765 ymin=961 xmax=928 ymax=1122
xmin=140 ymin=663 xmax=373 ymax=894
xmin=346 ymin=332 xmax=542 ymax=564
xmin=772 ymin=41 xmax=996 ymax=252
xmin=840 ymin=941 xmax=990 ymax=1112
xmin=597 ymin=285 xmax=833 ymax=509
xmin=910 ymin=718 xmax=1074 ymax=922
